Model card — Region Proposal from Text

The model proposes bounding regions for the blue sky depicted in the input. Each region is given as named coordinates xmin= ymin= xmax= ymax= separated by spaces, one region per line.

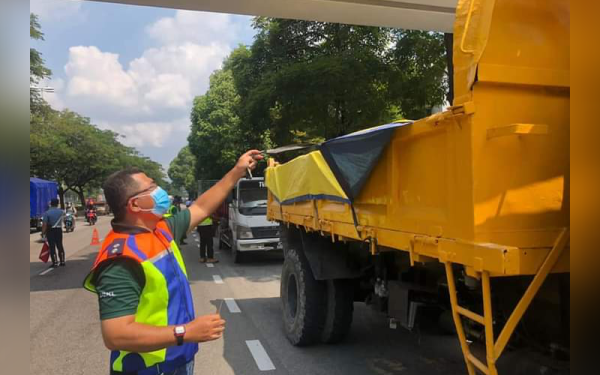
xmin=30 ymin=0 xmax=256 ymax=171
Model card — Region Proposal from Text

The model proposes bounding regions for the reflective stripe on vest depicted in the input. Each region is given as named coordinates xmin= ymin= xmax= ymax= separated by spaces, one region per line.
xmin=199 ymin=217 xmax=212 ymax=226
xmin=83 ymin=220 xmax=197 ymax=374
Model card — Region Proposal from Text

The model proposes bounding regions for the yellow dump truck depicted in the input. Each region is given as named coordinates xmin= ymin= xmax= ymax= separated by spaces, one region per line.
xmin=265 ymin=1 xmax=569 ymax=374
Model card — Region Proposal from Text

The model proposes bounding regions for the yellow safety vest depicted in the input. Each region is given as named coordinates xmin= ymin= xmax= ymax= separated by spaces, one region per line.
xmin=199 ymin=217 xmax=213 ymax=226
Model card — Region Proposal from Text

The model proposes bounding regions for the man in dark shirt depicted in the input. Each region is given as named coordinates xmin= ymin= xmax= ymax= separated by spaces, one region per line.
xmin=42 ymin=198 xmax=65 ymax=268
xmin=85 ymin=150 xmax=262 ymax=375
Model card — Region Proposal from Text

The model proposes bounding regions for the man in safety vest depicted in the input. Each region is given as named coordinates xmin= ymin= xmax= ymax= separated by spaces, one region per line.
xmin=83 ymin=150 xmax=262 ymax=375
xmin=197 ymin=216 xmax=216 ymax=263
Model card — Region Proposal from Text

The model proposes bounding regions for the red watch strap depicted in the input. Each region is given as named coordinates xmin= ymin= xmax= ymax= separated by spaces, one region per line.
xmin=174 ymin=326 xmax=185 ymax=346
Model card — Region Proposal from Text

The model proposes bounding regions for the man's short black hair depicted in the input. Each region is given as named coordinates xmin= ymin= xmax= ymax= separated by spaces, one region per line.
xmin=50 ymin=198 xmax=59 ymax=207
xmin=103 ymin=167 xmax=143 ymax=221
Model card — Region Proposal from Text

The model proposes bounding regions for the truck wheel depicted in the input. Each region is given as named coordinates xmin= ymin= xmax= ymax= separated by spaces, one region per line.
xmin=321 ymin=279 xmax=354 ymax=344
xmin=281 ymin=246 xmax=326 ymax=346
xmin=233 ymin=245 xmax=243 ymax=263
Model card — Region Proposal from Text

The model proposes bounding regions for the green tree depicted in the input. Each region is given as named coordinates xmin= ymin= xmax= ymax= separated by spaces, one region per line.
xmin=30 ymin=13 xmax=52 ymax=113
xmin=388 ymin=30 xmax=448 ymax=119
xmin=226 ymin=19 xmax=448 ymax=145
xmin=30 ymin=110 xmax=166 ymax=207
xmin=188 ymin=67 xmax=269 ymax=180
xmin=168 ymin=146 xmax=197 ymax=197
xmin=229 ymin=19 xmax=397 ymax=146
xmin=187 ymin=19 xmax=448 ymax=179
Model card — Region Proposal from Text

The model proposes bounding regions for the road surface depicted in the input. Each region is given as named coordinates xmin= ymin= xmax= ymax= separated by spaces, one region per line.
xmin=30 ymin=218 xmax=469 ymax=375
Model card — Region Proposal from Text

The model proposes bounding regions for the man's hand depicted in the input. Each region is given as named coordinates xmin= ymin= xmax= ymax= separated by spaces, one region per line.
xmin=187 ymin=149 xmax=264 ymax=231
xmin=232 ymin=150 xmax=264 ymax=180
xmin=185 ymin=314 xmax=226 ymax=342
xmin=100 ymin=313 xmax=226 ymax=352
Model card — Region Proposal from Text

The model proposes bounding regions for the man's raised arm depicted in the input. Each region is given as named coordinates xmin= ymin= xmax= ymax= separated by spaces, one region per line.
xmin=187 ymin=150 xmax=263 ymax=232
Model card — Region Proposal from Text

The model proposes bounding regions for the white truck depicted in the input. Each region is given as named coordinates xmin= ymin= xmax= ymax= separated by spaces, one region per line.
xmin=208 ymin=177 xmax=281 ymax=263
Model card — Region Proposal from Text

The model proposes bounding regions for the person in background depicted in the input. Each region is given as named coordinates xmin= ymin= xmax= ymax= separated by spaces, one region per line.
xmin=167 ymin=196 xmax=187 ymax=244
xmin=65 ymin=202 xmax=77 ymax=216
xmin=197 ymin=215 xmax=216 ymax=263
xmin=42 ymin=198 xmax=66 ymax=268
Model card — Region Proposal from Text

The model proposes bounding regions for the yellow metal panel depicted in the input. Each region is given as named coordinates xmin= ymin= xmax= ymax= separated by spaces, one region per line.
xmin=267 ymin=0 xmax=570 ymax=277
xmin=453 ymin=0 xmax=496 ymax=105
xmin=478 ymin=64 xmax=570 ymax=88
xmin=486 ymin=123 xmax=549 ymax=139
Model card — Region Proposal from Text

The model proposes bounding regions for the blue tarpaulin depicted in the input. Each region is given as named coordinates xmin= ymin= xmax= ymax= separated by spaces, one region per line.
xmin=30 ymin=178 xmax=58 ymax=218
xmin=319 ymin=121 xmax=412 ymax=202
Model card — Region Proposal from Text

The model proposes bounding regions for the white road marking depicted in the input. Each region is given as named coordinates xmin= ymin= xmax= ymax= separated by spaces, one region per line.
xmin=39 ymin=268 xmax=54 ymax=276
xmin=246 ymin=340 xmax=276 ymax=371
xmin=195 ymin=239 xmax=200 ymax=242
xmin=206 ymin=263 xmax=215 ymax=268
xmin=212 ymin=275 xmax=224 ymax=284
xmin=224 ymin=298 xmax=241 ymax=313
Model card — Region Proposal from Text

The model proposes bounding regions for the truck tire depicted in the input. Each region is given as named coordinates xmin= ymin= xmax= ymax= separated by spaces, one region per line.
xmin=281 ymin=245 xmax=326 ymax=346
xmin=233 ymin=248 xmax=243 ymax=263
xmin=321 ymin=279 xmax=354 ymax=344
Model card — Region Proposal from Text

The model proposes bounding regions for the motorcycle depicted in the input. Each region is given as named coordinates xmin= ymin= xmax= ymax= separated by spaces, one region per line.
xmin=86 ymin=210 xmax=97 ymax=225
xmin=64 ymin=213 xmax=76 ymax=232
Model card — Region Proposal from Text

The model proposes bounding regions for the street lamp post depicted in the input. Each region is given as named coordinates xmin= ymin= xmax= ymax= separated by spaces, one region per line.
xmin=30 ymin=85 xmax=55 ymax=101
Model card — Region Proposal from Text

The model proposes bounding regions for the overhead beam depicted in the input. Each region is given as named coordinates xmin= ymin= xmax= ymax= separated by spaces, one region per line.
xmin=89 ymin=0 xmax=457 ymax=32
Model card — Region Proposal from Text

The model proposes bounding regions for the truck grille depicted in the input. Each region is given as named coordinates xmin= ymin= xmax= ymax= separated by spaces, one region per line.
xmin=251 ymin=226 xmax=279 ymax=239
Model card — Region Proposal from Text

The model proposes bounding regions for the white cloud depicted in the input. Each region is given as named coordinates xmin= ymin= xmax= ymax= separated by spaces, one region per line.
xmin=48 ymin=9 xmax=252 ymax=166
xmin=146 ymin=10 xmax=239 ymax=46
xmin=30 ymin=0 xmax=83 ymax=21
xmin=99 ymin=118 xmax=188 ymax=148
xmin=65 ymin=46 xmax=138 ymax=109
xmin=61 ymin=41 xmax=229 ymax=122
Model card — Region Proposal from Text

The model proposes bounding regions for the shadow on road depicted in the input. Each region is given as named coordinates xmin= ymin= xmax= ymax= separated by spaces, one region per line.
xmin=30 ymin=251 xmax=98 ymax=292
xmin=209 ymin=296 xmax=468 ymax=375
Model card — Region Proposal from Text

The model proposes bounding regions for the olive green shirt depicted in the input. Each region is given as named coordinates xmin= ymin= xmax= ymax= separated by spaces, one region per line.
xmin=94 ymin=209 xmax=191 ymax=320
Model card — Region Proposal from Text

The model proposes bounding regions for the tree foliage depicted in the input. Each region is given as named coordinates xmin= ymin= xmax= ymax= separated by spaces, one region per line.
xmin=188 ymin=67 xmax=272 ymax=180
xmin=388 ymin=30 xmax=448 ymax=119
xmin=30 ymin=109 xmax=166 ymax=207
xmin=30 ymin=13 xmax=52 ymax=112
xmin=228 ymin=19 xmax=397 ymax=145
xmin=29 ymin=15 xmax=166 ymax=207
xmin=168 ymin=146 xmax=197 ymax=197
xmin=187 ymin=18 xmax=448 ymax=178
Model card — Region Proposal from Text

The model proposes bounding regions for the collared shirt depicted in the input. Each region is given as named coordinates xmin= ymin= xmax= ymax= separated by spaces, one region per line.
xmin=43 ymin=207 xmax=64 ymax=228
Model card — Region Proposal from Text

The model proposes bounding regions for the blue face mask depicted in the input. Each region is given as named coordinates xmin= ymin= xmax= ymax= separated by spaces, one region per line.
xmin=138 ymin=187 xmax=171 ymax=217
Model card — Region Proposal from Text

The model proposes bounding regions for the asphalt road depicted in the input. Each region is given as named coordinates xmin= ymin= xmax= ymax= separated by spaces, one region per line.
xmin=30 ymin=220 xmax=468 ymax=375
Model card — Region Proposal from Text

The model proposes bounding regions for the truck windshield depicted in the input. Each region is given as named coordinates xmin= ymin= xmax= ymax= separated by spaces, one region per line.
xmin=238 ymin=181 xmax=267 ymax=216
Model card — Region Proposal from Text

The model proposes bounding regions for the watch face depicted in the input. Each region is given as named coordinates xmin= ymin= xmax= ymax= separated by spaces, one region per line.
xmin=175 ymin=326 xmax=185 ymax=335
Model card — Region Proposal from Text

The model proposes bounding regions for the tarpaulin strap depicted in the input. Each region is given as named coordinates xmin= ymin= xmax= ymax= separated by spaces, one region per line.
xmin=279 ymin=200 xmax=284 ymax=222
xmin=350 ymin=204 xmax=362 ymax=239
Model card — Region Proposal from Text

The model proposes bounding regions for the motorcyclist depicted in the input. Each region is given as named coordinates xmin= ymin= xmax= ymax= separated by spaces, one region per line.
xmin=65 ymin=203 xmax=77 ymax=231
xmin=65 ymin=202 xmax=77 ymax=216
xmin=85 ymin=200 xmax=97 ymax=224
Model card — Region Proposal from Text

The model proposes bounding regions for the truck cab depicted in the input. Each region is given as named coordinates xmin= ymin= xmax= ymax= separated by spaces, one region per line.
xmin=220 ymin=177 xmax=281 ymax=263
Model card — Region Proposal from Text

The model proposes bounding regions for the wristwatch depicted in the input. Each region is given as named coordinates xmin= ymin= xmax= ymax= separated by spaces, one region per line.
xmin=173 ymin=325 xmax=186 ymax=346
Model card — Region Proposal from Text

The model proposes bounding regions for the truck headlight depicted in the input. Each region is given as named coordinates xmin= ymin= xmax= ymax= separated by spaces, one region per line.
xmin=236 ymin=225 xmax=253 ymax=239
